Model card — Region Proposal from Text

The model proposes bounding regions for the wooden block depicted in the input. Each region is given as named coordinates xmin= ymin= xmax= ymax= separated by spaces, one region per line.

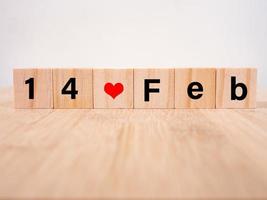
xmin=53 ymin=69 xmax=93 ymax=108
xmin=216 ymin=68 xmax=257 ymax=108
xmin=13 ymin=69 xmax=53 ymax=108
xmin=134 ymin=69 xmax=174 ymax=108
xmin=93 ymin=69 xmax=133 ymax=108
xmin=175 ymin=68 xmax=216 ymax=108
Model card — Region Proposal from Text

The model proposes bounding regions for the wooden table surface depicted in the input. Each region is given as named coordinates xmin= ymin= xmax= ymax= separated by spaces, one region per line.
xmin=0 ymin=87 xmax=267 ymax=200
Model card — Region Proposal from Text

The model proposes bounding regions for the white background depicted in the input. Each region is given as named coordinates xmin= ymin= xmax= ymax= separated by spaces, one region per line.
xmin=0 ymin=0 xmax=266 ymax=88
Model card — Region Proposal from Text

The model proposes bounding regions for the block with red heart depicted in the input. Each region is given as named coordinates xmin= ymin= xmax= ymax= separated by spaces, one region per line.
xmin=93 ymin=69 xmax=133 ymax=108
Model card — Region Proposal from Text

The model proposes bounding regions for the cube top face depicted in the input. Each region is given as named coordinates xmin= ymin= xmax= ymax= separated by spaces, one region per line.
xmin=175 ymin=68 xmax=216 ymax=108
xmin=53 ymin=69 xmax=93 ymax=108
xmin=13 ymin=69 xmax=53 ymax=108
xmin=93 ymin=69 xmax=134 ymax=108
xmin=134 ymin=69 xmax=175 ymax=108
xmin=216 ymin=68 xmax=257 ymax=108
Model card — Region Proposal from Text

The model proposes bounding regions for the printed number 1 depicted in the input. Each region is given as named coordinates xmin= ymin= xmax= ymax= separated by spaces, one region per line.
xmin=25 ymin=78 xmax=34 ymax=99
xmin=61 ymin=78 xmax=78 ymax=99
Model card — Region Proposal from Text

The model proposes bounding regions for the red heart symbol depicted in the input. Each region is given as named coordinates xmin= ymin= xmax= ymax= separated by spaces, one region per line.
xmin=104 ymin=82 xmax=124 ymax=99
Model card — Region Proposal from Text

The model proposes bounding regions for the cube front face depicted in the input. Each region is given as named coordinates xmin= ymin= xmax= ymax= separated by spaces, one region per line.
xmin=93 ymin=69 xmax=134 ymax=108
xmin=13 ymin=69 xmax=53 ymax=108
xmin=134 ymin=69 xmax=175 ymax=108
xmin=53 ymin=69 xmax=93 ymax=108
xmin=216 ymin=68 xmax=257 ymax=108
xmin=175 ymin=68 xmax=216 ymax=108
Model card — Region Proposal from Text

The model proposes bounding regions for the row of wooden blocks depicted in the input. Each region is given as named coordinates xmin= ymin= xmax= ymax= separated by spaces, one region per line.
xmin=13 ymin=68 xmax=257 ymax=109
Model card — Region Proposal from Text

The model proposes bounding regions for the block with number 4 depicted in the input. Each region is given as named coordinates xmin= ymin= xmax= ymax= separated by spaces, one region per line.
xmin=53 ymin=69 xmax=93 ymax=108
xmin=13 ymin=68 xmax=53 ymax=108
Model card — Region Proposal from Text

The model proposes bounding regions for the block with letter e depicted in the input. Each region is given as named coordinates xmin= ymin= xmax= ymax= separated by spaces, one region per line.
xmin=216 ymin=68 xmax=257 ymax=108
xmin=175 ymin=68 xmax=216 ymax=108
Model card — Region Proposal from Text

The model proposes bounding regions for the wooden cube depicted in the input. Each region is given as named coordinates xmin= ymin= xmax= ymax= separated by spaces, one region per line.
xmin=134 ymin=69 xmax=175 ymax=108
xmin=175 ymin=68 xmax=216 ymax=108
xmin=216 ymin=68 xmax=257 ymax=108
xmin=53 ymin=69 xmax=93 ymax=108
xmin=93 ymin=69 xmax=133 ymax=108
xmin=13 ymin=68 xmax=53 ymax=108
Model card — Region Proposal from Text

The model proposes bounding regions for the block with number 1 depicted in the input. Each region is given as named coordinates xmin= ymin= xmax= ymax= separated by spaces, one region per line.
xmin=13 ymin=69 xmax=53 ymax=108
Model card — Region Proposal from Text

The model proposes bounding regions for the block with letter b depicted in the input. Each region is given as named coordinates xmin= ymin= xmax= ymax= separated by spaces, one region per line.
xmin=216 ymin=68 xmax=257 ymax=108
xmin=13 ymin=68 xmax=53 ymax=108
xmin=53 ymin=69 xmax=93 ymax=108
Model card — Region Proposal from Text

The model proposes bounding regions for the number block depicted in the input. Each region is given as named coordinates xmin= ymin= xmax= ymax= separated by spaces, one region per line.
xmin=13 ymin=69 xmax=53 ymax=108
xmin=216 ymin=68 xmax=257 ymax=108
xmin=93 ymin=69 xmax=133 ymax=108
xmin=134 ymin=69 xmax=175 ymax=108
xmin=175 ymin=68 xmax=216 ymax=108
xmin=53 ymin=69 xmax=93 ymax=108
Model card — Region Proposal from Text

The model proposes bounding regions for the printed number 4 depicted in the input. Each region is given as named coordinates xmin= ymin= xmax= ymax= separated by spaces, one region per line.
xmin=61 ymin=78 xmax=78 ymax=99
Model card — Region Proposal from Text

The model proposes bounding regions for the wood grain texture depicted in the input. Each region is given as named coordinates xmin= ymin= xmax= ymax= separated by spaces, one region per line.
xmin=53 ymin=68 xmax=93 ymax=108
xmin=216 ymin=68 xmax=257 ymax=108
xmin=0 ymin=87 xmax=267 ymax=199
xmin=175 ymin=68 xmax=216 ymax=108
xmin=13 ymin=69 xmax=53 ymax=108
xmin=134 ymin=69 xmax=175 ymax=108
xmin=93 ymin=69 xmax=133 ymax=108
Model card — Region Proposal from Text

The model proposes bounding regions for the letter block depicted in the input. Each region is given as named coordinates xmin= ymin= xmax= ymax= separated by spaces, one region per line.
xmin=134 ymin=69 xmax=175 ymax=108
xmin=216 ymin=68 xmax=257 ymax=108
xmin=175 ymin=68 xmax=216 ymax=108
xmin=53 ymin=69 xmax=93 ymax=108
xmin=13 ymin=69 xmax=53 ymax=108
xmin=93 ymin=69 xmax=134 ymax=108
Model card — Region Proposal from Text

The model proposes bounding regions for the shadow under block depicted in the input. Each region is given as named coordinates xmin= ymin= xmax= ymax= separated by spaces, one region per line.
xmin=216 ymin=68 xmax=257 ymax=108
xmin=53 ymin=69 xmax=93 ymax=108
xmin=93 ymin=69 xmax=134 ymax=108
xmin=13 ymin=69 xmax=53 ymax=108
xmin=134 ymin=69 xmax=175 ymax=108
xmin=175 ymin=68 xmax=216 ymax=108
